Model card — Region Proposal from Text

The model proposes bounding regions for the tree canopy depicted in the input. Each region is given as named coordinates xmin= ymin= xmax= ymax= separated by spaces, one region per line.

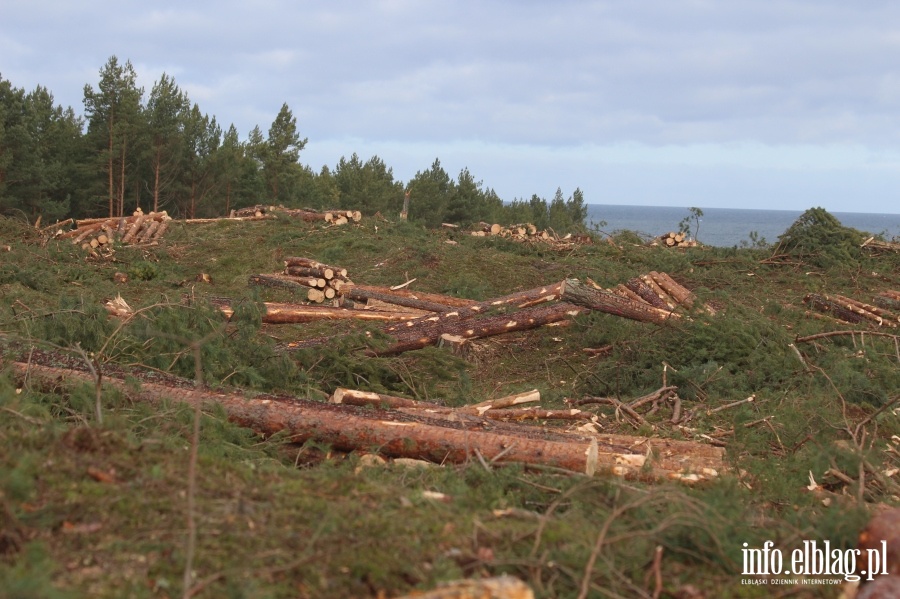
xmin=0 ymin=59 xmax=588 ymax=231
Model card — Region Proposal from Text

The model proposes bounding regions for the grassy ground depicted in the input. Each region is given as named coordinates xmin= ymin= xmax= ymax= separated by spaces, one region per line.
xmin=1 ymin=212 xmax=899 ymax=598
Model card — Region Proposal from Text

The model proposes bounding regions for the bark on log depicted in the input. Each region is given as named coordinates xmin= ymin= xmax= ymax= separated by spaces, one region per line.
xmin=875 ymin=292 xmax=900 ymax=312
xmin=211 ymin=298 xmax=423 ymax=323
xmin=561 ymin=279 xmax=678 ymax=324
xmin=340 ymin=286 xmax=459 ymax=314
xmin=382 ymin=282 xmax=565 ymax=337
xmin=804 ymin=294 xmax=866 ymax=324
xmin=285 ymin=265 xmax=334 ymax=280
xmin=831 ymin=294 xmax=898 ymax=327
xmin=248 ymin=274 xmax=318 ymax=293
xmin=640 ymin=274 xmax=677 ymax=309
xmin=283 ymin=257 xmax=348 ymax=278
xmin=346 ymin=285 xmax=477 ymax=309
xmin=7 ymin=360 xmax=724 ymax=481
xmin=624 ymin=277 xmax=671 ymax=310
xmin=371 ymin=302 xmax=587 ymax=356
xmin=649 ymin=271 xmax=695 ymax=309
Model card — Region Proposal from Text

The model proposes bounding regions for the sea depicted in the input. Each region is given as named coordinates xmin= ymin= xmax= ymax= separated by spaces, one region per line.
xmin=587 ymin=205 xmax=900 ymax=248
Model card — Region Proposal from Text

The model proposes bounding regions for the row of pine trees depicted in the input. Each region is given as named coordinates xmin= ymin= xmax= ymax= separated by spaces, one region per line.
xmin=0 ymin=56 xmax=588 ymax=231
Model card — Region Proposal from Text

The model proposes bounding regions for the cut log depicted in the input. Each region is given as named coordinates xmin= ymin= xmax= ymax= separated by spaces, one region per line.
xmin=343 ymin=285 xmax=477 ymax=308
xmin=624 ymin=277 xmax=671 ymax=310
xmin=285 ymin=265 xmax=334 ymax=280
xmin=648 ymin=271 xmax=695 ymax=309
xmin=383 ymin=281 xmax=565 ymax=337
xmin=490 ymin=223 xmax=502 ymax=235
xmin=372 ymin=302 xmax=587 ymax=356
xmin=803 ymin=294 xmax=864 ymax=324
xmin=249 ymin=273 xmax=320 ymax=293
xmin=11 ymin=361 xmax=602 ymax=475
xmin=211 ymin=298 xmax=422 ymax=323
xmin=831 ymin=294 xmax=898 ymax=327
xmin=306 ymin=288 xmax=326 ymax=303
xmin=561 ymin=279 xmax=678 ymax=324
xmin=283 ymin=257 xmax=348 ymax=278
xmin=340 ymin=286 xmax=458 ymax=314
xmin=10 ymin=356 xmax=725 ymax=481
xmin=121 ymin=213 xmax=146 ymax=244
xmin=875 ymin=292 xmax=900 ymax=312
xmin=331 ymin=388 xmax=439 ymax=410
xmin=640 ymin=274 xmax=677 ymax=310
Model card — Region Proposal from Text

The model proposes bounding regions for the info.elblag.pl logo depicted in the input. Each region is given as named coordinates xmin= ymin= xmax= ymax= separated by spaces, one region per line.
xmin=741 ymin=540 xmax=889 ymax=585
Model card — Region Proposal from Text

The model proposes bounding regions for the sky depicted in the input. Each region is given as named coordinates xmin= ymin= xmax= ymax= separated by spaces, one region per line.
xmin=3 ymin=0 xmax=900 ymax=214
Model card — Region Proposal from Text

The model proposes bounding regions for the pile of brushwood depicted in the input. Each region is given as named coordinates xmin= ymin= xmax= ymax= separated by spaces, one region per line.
xmin=1 ymin=207 xmax=900 ymax=598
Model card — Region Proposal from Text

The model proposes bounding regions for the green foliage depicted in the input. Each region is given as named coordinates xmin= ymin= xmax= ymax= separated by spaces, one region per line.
xmin=126 ymin=260 xmax=159 ymax=281
xmin=775 ymin=207 xmax=867 ymax=268
xmin=678 ymin=206 xmax=704 ymax=241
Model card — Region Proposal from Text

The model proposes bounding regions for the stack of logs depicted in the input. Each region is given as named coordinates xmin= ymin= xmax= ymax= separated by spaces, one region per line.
xmin=249 ymin=257 xmax=353 ymax=304
xmin=468 ymin=222 xmax=592 ymax=248
xmin=234 ymin=267 xmax=705 ymax=356
xmin=52 ymin=210 xmax=172 ymax=256
xmin=605 ymin=271 xmax=709 ymax=315
xmin=653 ymin=231 xmax=698 ymax=248
xmin=804 ymin=292 xmax=900 ymax=328
xmin=232 ymin=205 xmax=362 ymax=226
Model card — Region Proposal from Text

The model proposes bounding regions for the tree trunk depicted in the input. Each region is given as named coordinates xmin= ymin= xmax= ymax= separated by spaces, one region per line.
xmin=210 ymin=298 xmax=423 ymax=323
xmin=344 ymin=285 xmax=478 ymax=309
xmin=9 ymin=361 xmax=602 ymax=476
xmin=561 ymin=279 xmax=678 ymax=324
xmin=11 ymin=360 xmax=725 ymax=481
xmin=372 ymin=301 xmax=587 ymax=356
xmin=382 ymin=281 xmax=565 ymax=337
xmin=340 ymin=286 xmax=458 ymax=314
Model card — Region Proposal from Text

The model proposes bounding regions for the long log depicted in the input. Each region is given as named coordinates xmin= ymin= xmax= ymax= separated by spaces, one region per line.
xmin=346 ymin=285 xmax=477 ymax=309
xmin=249 ymin=273 xmax=320 ymax=293
xmin=561 ymin=279 xmax=678 ymax=324
xmin=804 ymin=294 xmax=864 ymax=324
xmin=382 ymin=282 xmax=565 ymax=337
xmin=371 ymin=302 xmax=587 ymax=356
xmin=211 ymin=298 xmax=422 ymax=323
xmin=9 ymin=355 xmax=725 ymax=481
xmin=6 ymin=361 xmax=601 ymax=476
xmin=340 ymin=286 xmax=459 ymax=314
xmin=831 ymin=294 xmax=898 ymax=327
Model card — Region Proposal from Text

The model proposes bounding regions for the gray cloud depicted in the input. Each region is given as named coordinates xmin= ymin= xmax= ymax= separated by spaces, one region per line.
xmin=5 ymin=1 xmax=900 ymax=212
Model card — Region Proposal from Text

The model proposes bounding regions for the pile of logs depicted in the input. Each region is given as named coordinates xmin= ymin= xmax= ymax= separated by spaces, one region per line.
xmin=804 ymin=292 xmax=899 ymax=328
xmin=49 ymin=209 xmax=172 ymax=255
xmin=232 ymin=205 xmax=362 ymax=226
xmin=468 ymin=222 xmax=592 ymax=249
xmin=250 ymin=257 xmax=353 ymax=304
xmin=652 ymin=231 xmax=698 ymax=248
xmin=236 ymin=270 xmax=704 ymax=356
xmin=605 ymin=271 xmax=708 ymax=316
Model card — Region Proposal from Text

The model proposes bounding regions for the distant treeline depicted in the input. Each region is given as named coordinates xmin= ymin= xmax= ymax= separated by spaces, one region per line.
xmin=0 ymin=56 xmax=587 ymax=231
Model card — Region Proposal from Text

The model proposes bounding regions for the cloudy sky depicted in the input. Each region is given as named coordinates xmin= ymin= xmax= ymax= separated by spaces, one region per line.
xmin=4 ymin=1 xmax=900 ymax=213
